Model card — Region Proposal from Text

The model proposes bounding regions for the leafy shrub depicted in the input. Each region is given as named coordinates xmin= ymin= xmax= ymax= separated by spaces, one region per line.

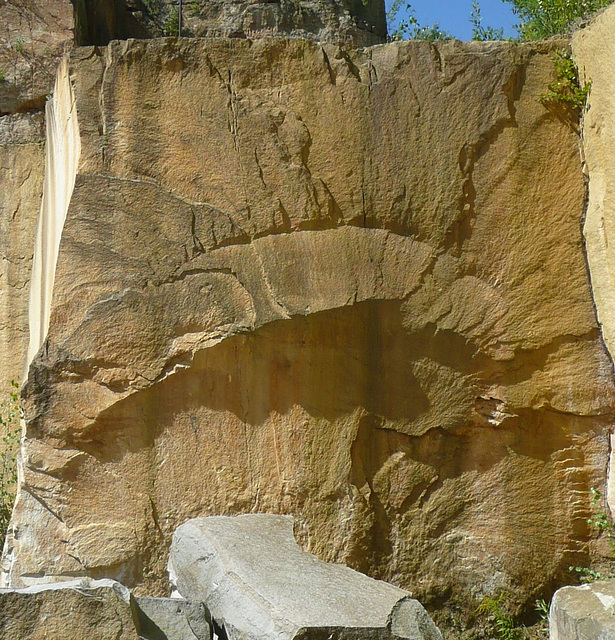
xmin=387 ymin=1 xmax=453 ymax=41
xmin=569 ymin=486 xmax=615 ymax=583
xmin=470 ymin=1 xmax=505 ymax=40
xmin=504 ymin=0 xmax=613 ymax=39
xmin=0 ymin=381 xmax=21 ymax=550
xmin=540 ymin=49 xmax=591 ymax=115
xmin=164 ymin=7 xmax=180 ymax=36
xmin=477 ymin=594 xmax=523 ymax=640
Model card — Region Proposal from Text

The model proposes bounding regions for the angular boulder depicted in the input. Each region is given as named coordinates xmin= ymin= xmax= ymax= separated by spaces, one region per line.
xmin=550 ymin=581 xmax=615 ymax=640
xmin=135 ymin=596 xmax=212 ymax=640
xmin=0 ymin=578 xmax=140 ymax=640
xmin=169 ymin=514 xmax=442 ymax=640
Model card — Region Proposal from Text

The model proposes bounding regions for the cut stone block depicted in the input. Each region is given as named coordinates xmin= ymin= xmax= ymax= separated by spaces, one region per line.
xmin=169 ymin=514 xmax=442 ymax=640
xmin=136 ymin=596 xmax=212 ymax=640
xmin=550 ymin=581 xmax=615 ymax=640
xmin=0 ymin=578 xmax=140 ymax=640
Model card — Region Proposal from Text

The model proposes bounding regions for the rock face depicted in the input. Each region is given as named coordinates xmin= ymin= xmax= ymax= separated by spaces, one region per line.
xmin=0 ymin=0 xmax=73 ymax=115
xmin=549 ymin=581 xmax=615 ymax=640
xmin=0 ymin=578 xmax=140 ymax=640
xmin=0 ymin=1 xmax=73 ymax=392
xmin=0 ymin=113 xmax=45 ymax=391
xmin=573 ymin=4 xmax=615 ymax=518
xmin=169 ymin=514 xmax=441 ymax=640
xmin=74 ymin=0 xmax=386 ymax=46
xmin=4 ymin=34 xmax=615 ymax=630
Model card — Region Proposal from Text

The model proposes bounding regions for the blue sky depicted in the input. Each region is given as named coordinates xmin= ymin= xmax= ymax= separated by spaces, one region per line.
xmin=385 ymin=0 xmax=519 ymax=40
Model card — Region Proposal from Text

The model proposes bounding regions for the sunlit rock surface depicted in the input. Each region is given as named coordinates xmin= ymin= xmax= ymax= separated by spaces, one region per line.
xmin=0 ymin=114 xmax=44 ymax=390
xmin=4 ymin=36 xmax=615 ymax=629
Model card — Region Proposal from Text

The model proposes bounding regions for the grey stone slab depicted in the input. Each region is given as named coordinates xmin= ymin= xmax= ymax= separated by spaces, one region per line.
xmin=168 ymin=514 xmax=442 ymax=640
xmin=0 ymin=578 xmax=140 ymax=640
xmin=550 ymin=581 xmax=615 ymax=640
xmin=136 ymin=596 xmax=212 ymax=640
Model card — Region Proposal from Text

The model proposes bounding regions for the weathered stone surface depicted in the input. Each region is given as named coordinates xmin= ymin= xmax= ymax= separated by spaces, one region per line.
xmin=0 ymin=578 xmax=140 ymax=639
xmin=3 ymin=36 xmax=614 ymax=633
xmin=0 ymin=112 xmax=44 ymax=391
xmin=169 ymin=514 xmax=441 ymax=640
xmin=136 ymin=596 xmax=211 ymax=640
xmin=549 ymin=581 xmax=615 ymax=640
xmin=0 ymin=0 xmax=73 ymax=115
xmin=74 ymin=0 xmax=385 ymax=47
xmin=573 ymin=4 xmax=615 ymax=521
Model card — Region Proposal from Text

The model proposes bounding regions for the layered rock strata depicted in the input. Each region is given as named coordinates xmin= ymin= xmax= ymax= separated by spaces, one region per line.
xmin=3 ymin=36 xmax=615 ymax=630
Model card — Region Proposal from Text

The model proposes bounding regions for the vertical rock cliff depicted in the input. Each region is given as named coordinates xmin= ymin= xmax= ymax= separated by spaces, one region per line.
xmin=27 ymin=56 xmax=80 ymax=367
xmin=573 ymin=5 xmax=615 ymax=521
xmin=3 ymin=33 xmax=615 ymax=631
xmin=0 ymin=0 xmax=73 ymax=390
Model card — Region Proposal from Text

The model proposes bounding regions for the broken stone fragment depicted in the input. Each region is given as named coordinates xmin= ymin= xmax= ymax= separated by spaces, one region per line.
xmin=135 ymin=596 xmax=212 ymax=640
xmin=0 ymin=578 xmax=140 ymax=640
xmin=169 ymin=514 xmax=442 ymax=640
xmin=549 ymin=581 xmax=615 ymax=640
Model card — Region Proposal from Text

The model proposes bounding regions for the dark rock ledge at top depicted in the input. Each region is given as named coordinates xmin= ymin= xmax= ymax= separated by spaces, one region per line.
xmin=73 ymin=0 xmax=387 ymax=48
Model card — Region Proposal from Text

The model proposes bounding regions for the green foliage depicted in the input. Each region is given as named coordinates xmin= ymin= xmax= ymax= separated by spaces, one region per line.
xmin=569 ymin=565 xmax=606 ymax=583
xmin=477 ymin=594 xmax=523 ymax=640
xmin=13 ymin=37 xmax=26 ymax=55
xmin=0 ymin=69 xmax=6 ymax=85
xmin=504 ymin=0 xmax=613 ymax=39
xmin=0 ymin=381 xmax=21 ymax=550
xmin=387 ymin=0 xmax=453 ymax=41
xmin=535 ymin=599 xmax=549 ymax=622
xmin=540 ymin=50 xmax=591 ymax=112
xmin=568 ymin=486 xmax=615 ymax=583
xmin=164 ymin=7 xmax=180 ymax=36
xmin=588 ymin=486 xmax=615 ymax=544
xmin=470 ymin=1 xmax=505 ymax=40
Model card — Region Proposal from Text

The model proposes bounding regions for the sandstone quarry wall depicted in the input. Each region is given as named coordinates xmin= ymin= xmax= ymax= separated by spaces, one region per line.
xmin=4 ymin=35 xmax=615 ymax=628
xmin=573 ymin=5 xmax=615 ymax=518
xmin=0 ymin=0 xmax=73 ymax=390
xmin=0 ymin=114 xmax=44 ymax=391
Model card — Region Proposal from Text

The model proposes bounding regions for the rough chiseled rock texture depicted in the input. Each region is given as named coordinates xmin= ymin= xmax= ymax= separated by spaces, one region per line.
xmin=573 ymin=4 xmax=615 ymax=520
xmin=0 ymin=0 xmax=73 ymax=393
xmin=4 ymin=37 xmax=615 ymax=629
xmin=0 ymin=113 xmax=44 ymax=390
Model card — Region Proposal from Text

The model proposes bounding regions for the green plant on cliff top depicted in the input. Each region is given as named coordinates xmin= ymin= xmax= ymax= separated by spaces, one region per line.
xmin=470 ymin=1 xmax=505 ymax=40
xmin=540 ymin=50 xmax=591 ymax=112
xmin=504 ymin=0 xmax=613 ymax=39
xmin=0 ymin=381 xmax=21 ymax=550
xmin=387 ymin=1 xmax=453 ymax=41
